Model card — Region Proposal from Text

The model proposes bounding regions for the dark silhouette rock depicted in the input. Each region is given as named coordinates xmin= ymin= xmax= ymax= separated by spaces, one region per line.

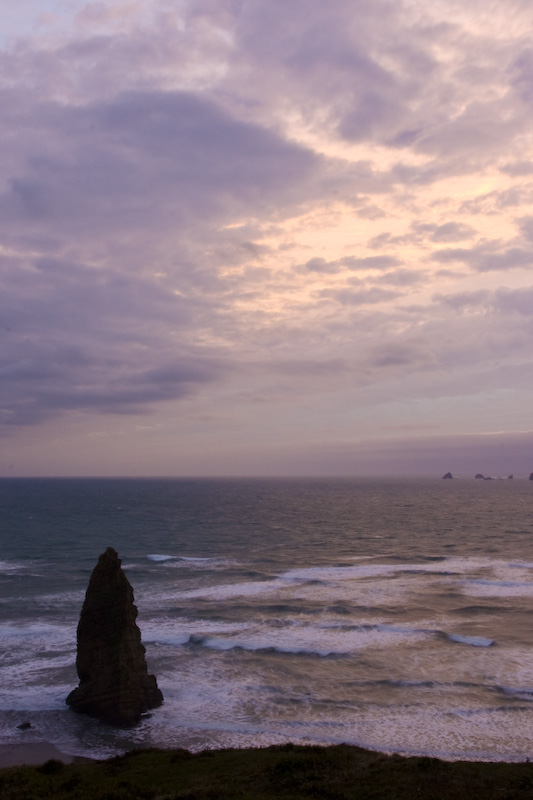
xmin=508 ymin=475 xmax=514 ymax=480
xmin=530 ymin=473 xmax=533 ymax=481
xmin=475 ymin=474 xmax=484 ymax=479
xmin=442 ymin=472 xmax=453 ymax=479
xmin=67 ymin=547 xmax=163 ymax=727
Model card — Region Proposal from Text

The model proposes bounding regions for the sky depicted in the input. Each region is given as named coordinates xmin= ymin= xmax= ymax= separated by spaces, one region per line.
xmin=1 ymin=0 xmax=533 ymax=477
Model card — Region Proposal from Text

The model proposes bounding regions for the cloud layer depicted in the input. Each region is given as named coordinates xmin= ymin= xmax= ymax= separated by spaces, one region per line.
xmin=2 ymin=0 xmax=533 ymax=475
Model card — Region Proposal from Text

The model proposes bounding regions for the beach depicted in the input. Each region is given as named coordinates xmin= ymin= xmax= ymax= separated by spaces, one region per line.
xmin=0 ymin=741 xmax=82 ymax=768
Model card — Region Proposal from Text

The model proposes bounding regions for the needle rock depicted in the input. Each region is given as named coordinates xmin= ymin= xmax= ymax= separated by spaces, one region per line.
xmin=67 ymin=547 xmax=163 ymax=726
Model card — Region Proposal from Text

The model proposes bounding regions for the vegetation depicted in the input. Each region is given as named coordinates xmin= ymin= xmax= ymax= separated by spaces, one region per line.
xmin=2 ymin=743 xmax=533 ymax=800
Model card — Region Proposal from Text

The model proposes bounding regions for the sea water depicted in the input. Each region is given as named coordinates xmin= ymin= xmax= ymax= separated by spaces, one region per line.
xmin=1 ymin=476 xmax=533 ymax=761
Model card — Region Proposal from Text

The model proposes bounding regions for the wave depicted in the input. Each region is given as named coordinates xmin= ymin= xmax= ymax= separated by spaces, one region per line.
xmin=496 ymin=686 xmax=533 ymax=702
xmin=419 ymin=556 xmax=448 ymax=562
xmin=451 ymin=605 xmax=509 ymax=615
xmin=174 ymin=564 xmax=429 ymax=600
xmin=148 ymin=554 xmax=218 ymax=563
xmin=373 ymin=678 xmax=488 ymax=690
xmin=445 ymin=633 xmax=494 ymax=647
xmin=171 ymin=556 xmax=533 ymax=604
xmin=144 ymin=617 xmax=449 ymax=658
xmin=146 ymin=554 xmax=235 ymax=569
xmin=182 ymin=633 xmax=348 ymax=657
xmin=145 ymin=633 xmax=192 ymax=647
xmin=0 ymin=622 xmax=72 ymax=639
xmin=344 ymin=678 xmax=440 ymax=689
xmin=144 ymin=627 xmax=350 ymax=656
xmin=467 ymin=579 xmax=533 ymax=587
xmin=0 ymin=560 xmax=29 ymax=574
xmin=461 ymin=578 xmax=533 ymax=597
xmin=145 ymin=629 xmax=350 ymax=656
xmin=448 ymin=707 xmax=524 ymax=719
xmin=144 ymin=608 xmax=495 ymax=653
xmin=311 ymin=623 xmax=494 ymax=648
xmin=317 ymin=621 xmax=427 ymax=634
xmin=176 ymin=579 xmax=285 ymax=600
xmin=279 ymin=558 xmax=508 ymax=584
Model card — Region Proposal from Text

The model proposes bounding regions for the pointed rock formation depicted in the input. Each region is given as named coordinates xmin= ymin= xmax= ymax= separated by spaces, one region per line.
xmin=67 ymin=547 xmax=163 ymax=727
xmin=442 ymin=472 xmax=453 ymax=479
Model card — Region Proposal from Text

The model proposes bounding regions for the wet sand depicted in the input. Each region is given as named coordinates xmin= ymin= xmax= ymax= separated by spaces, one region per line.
xmin=0 ymin=742 xmax=83 ymax=768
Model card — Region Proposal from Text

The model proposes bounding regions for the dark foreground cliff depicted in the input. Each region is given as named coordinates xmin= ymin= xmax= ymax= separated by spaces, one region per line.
xmin=2 ymin=744 xmax=533 ymax=800
xmin=66 ymin=547 xmax=163 ymax=726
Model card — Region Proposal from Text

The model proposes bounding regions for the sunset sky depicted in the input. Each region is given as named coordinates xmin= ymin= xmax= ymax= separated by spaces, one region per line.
xmin=2 ymin=0 xmax=533 ymax=477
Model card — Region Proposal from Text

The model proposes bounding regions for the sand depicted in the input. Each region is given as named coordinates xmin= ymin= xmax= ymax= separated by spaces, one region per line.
xmin=0 ymin=742 xmax=81 ymax=769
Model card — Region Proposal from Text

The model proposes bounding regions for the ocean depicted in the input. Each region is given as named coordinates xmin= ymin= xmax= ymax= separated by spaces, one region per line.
xmin=1 ymin=476 xmax=533 ymax=762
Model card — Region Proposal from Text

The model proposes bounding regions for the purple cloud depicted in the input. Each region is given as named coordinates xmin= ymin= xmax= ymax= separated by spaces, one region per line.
xmin=432 ymin=244 xmax=533 ymax=272
xmin=2 ymin=0 xmax=533 ymax=476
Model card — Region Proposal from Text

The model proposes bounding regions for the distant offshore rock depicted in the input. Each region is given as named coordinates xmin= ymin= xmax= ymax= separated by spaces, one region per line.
xmin=442 ymin=472 xmax=453 ymax=479
xmin=66 ymin=547 xmax=163 ymax=727
xmin=476 ymin=474 xmax=514 ymax=480
xmin=530 ymin=473 xmax=533 ymax=481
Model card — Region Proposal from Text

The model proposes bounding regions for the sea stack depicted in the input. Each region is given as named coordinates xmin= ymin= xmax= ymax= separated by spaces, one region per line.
xmin=442 ymin=472 xmax=453 ymax=479
xmin=67 ymin=547 xmax=163 ymax=726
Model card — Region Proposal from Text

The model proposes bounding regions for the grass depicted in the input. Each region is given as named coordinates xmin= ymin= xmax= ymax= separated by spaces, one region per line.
xmin=2 ymin=743 xmax=533 ymax=799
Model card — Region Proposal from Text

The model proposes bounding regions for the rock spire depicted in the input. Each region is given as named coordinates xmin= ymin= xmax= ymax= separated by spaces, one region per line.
xmin=67 ymin=547 xmax=163 ymax=727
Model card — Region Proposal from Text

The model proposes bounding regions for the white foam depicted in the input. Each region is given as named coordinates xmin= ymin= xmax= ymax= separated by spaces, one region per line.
xmin=0 ymin=622 xmax=72 ymax=639
xmin=144 ymin=633 xmax=192 ymax=647
xmin=281 ymin=558 xmax=490 ymax=583
xmin=460 ymin=579 xmax=533 ymax=598
xmin=0 ymin=683 xmax=73 ymax=711
xmin=142 ymin=618 xmax=251 ymax=646
xmin=0 ymin=645 xmax=77 ymax=710
xmin=30 ymin=591 xmax=84 ymax=610
xmin=176 ymin=579 xmax=285 ymax=600
xmin=283 ymin=564 xmax=403 ymax=582
xmin=172 ymin=556 xmax=532 ymax=604
xmin=140 ymin=670 xmax=533 ymax=762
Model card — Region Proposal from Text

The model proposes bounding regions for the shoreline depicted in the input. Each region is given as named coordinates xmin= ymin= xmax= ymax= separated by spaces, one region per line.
xmin=1 ymin=738 xmax=532 ymax=770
